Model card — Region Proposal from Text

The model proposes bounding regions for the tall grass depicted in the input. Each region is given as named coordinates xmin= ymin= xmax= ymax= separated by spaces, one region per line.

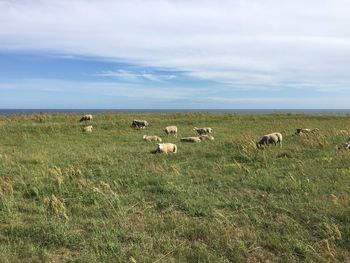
xmin=0 ymin=113 xmax=349 ymax=262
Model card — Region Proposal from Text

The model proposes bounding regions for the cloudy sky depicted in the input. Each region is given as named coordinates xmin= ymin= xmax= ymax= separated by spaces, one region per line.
xmin=0 ymin=0 xmax=349 ymax=109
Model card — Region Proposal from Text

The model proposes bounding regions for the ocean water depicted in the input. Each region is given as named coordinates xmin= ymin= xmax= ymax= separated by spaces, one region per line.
xmin=0 ymin=109 xmax=350 ymax=116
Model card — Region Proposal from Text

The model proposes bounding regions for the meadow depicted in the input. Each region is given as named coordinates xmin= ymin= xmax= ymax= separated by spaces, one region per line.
xmin=0 ymin=112 xmax=349 ymax=262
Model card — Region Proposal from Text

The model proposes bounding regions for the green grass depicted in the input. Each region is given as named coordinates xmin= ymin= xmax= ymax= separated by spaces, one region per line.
xmin=0 ymin=112 xmax=350 ymax=262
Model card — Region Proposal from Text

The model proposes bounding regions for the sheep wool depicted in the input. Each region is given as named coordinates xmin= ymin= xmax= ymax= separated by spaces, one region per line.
xmin=164 ymin=126 xmax=178 ymax=137
xmin=156 ymin=143 xmax=177 ymax=154
xmin=143 ymin=135 xmax=162 ymax=142
xmin=180 ymin=137 xmax=201 ymax=143
xmin=257 ymin=132 xmax=282 ymax=148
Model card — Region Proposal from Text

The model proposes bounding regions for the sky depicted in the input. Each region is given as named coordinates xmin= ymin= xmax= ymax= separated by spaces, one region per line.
xmin=0 ymin=0 xmax=349 ymax=109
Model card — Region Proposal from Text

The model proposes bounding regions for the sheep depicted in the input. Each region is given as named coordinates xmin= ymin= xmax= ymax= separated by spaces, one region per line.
xmin=80 ymin=114 xmax=93 ymax=122
xmin=295 ymin=128 xmax=319 ymax=136
xmin=193 ymin=127 xmax=213 ymax=135
xmin=131 ymin=120 xmax=149 ymax=129
xmin=180 ymin=137 xmax=201 ymax=143
xmin=164 ymin=126 xmax=178 ymax=137
xmin=82 ymin=125 xmax=93 ymax=132
xmin=156 ymin=143 xmax=177 ymax=154
xmin=345 ymin=137 xmax=350 ymax=149
xmin=257 ymin=132 xmax=283 ymax=148
xmin=199 ymin=134 xmax=214 ymax=141
xmin=143 ymin=135 xmax=162 ymax=142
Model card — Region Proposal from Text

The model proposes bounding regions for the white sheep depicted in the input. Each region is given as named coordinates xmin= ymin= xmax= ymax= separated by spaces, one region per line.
xmin=257 ymin=132 xmax=283 ymax=148
xmin=143 ymin=135 xmax=162 ymax=142
xmin=156 ymin=143 xmax=177 ymax=154
xmin=180 ymin=137 xmax=201 ymax=143
xmin=131 ymin=120 xmax=149 ymax=129
xmin=80 ymin=114 xmax=93 ymax=122
xmin=164 ymin=126 xmax=178 ymax=137
xmin=193 ymin=127 xmax=213 ymax=135
xmin=199 ymin=134 xmax=214 ymax=141
xmin=82 ymin=125 xmax=93 ymax=132
xmin=295 ymin=128 xmax=319 ymax=136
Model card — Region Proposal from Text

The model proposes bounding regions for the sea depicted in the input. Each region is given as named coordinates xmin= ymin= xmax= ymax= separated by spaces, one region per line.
xmin=1 ymin=109 xmax=350 ymax=116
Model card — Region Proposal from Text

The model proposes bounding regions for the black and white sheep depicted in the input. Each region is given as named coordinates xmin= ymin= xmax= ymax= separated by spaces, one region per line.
xmin=193 ymin=127 xmax=213 ymax=135
xmin=80 ymin=114 xmax=93 ymax=122
xmin=257 ymin=132 xmax=283 ymax=148
xmin=131 ymin=120 xmax=149 ymax=129
xmin=345 ymin=137 xmax=350 ymax=149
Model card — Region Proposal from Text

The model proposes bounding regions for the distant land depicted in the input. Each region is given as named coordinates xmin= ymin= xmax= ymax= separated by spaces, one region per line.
xmin=1 ymin=109 xmax=350 ymax=116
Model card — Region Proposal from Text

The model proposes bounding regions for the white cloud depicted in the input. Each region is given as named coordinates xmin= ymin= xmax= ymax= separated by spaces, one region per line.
xmin=95 ymin=70 xmax=176 ymax=82
xmin=0 ymin=78 xmax=199 ymax=100
xmin=0 ymin=0 xmax=350 ymax=92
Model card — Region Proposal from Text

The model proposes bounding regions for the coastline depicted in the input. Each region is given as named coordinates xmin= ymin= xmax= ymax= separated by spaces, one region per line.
xmin=1 ymin=109 xmax=350 ymax=116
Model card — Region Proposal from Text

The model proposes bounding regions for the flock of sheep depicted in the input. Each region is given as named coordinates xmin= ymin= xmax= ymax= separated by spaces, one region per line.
xmin=79 ymin=114 xmax=350 ymax=153
xmin=132 ymin=119 xmax=214 ymax=154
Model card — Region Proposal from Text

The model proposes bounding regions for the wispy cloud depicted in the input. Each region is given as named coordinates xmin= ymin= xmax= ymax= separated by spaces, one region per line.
xmin=0 ymin=0 xmax=350 ymax=107
xmin=95 ymin=70 xmax=176 ymax=82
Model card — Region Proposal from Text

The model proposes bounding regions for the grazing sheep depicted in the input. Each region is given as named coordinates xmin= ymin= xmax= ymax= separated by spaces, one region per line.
xmin=193 ymin=127 xmax=213 ymax=135
xmin=82 ymin=125 xmax=93 ymax=132
xmin=164 ymin=126 xmax=178 ymax=137
xmin=80 ymin=114 xmax=93 ymax=122
xmin=295 ymin=128 xmax=319 ymax=136
xmin=143 ymin=135 xmax=162 ymax=142
xmin=257 ymin=132 xmax=283 ymax=148
xmin=199 ymin=135 xmax=214 ymax=141
xmin=180 ymin=137 xmax=201 ymax=143
xmin=131 ymin=120 xmax=149 ymax=129
xmin=156 ymin=143 xmax=177 ymax=154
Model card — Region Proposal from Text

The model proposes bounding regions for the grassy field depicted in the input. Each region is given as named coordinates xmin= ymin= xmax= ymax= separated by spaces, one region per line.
xmin=0 ymin=112 xmax=349 ymax=262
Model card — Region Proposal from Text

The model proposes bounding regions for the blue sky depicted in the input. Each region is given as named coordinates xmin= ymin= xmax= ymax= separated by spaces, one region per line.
xmin=0 ymin=0 xmax=349 ymax=109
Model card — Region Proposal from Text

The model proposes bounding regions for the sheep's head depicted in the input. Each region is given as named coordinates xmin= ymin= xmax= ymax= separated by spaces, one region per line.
xmin=143 ymin=135 xmax=147 ymax=139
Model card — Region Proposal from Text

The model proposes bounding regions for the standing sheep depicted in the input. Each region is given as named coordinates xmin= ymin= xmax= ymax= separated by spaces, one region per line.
xmin=180 ymin=137 xmax=201 ymax=143
xmin=257 ymin=132 xmax=283 ymax=148
xmin=193 ymin=127 xmax=213 ymax=135
xmin=164 ymin=126 xmax=178 ymax=137
xmin=131 ymin=120 xmax=149 ymax=129
xmin=156 ymin=143 xmax=177 ymax=154
xmin=143 ymin=135 xmax=162 ymax=142
xmin=80 ymin=114 xmax=93 ymax=122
